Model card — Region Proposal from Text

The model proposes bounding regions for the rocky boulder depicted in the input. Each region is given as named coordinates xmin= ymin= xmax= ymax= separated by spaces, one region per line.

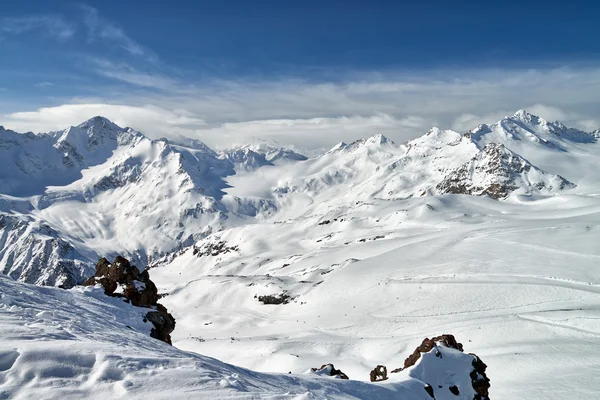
xmin=369 ymin=365 xmax=388 ymax=382
xmin=390 ymin=334 xmax=491 ymax=399
xmin=256 ymin=292 xmax=292 ymax=305
xmin=310 ymin=364 xmax=349 ymax=380
xmin=84 ymin=256 xmax=176 ymax=344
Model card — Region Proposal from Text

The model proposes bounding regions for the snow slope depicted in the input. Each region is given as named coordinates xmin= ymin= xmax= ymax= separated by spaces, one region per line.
xmin=0 ymin=275 xmax=482 ymax=400
xmin=154 ymin=193 xmax=600 ymax=400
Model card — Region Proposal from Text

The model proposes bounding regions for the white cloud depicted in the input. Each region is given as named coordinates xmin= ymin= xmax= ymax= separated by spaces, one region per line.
xmin=81 ymin=5 xmax=157 ymax=62
xmin=0 ymin=15 xmax=75 ymax=39
xmin=2 ymin=67 xmax=600 ymax=149
xmin=204 ymin=114 xmax=429 ymax=149
xmin=1 ymin=104 xmax=205 ymax=137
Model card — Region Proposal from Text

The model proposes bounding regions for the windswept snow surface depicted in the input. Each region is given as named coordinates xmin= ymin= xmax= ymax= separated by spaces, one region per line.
xmin=2 ymin=110 xmax=600 ymax=398
xmin=0 ymin=275 xmax=468 ymax=399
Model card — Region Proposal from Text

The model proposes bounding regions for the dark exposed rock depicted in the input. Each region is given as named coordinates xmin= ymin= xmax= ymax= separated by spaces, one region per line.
xmin=369 ymin=365 xmax=388 ymax=382
xmin=145 ymin=304 xmax=176 ymax=345
xmin=424 ymin=384 xmax=435 ymax=398
xmin=84 ymin=257 xmax=175 ymax=345
xmin=256 ymin=292 xmax=291 ymax=305
xmin=471 ymin=355 xmax=491 ymax=399
xmin=193 ymin=240 xmax=239 ymax=257
xmin=449 ymin=385 xmax=460 ymax=395
xmin=399 ymin=334 xmax=463 ymax=371
xmin=310 ymin=364 xmax=349 ymax=380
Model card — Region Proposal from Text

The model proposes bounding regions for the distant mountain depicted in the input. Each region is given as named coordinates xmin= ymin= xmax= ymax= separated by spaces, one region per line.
xmin=466 ymin=109 xmax=597 ymax=151
xmin=219 ymin=141 xmax=308 ymax=171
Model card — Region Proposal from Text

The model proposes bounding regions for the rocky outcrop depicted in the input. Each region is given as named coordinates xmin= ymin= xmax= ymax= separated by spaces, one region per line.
xmin=470 ymin=355 xmax=491 ymax=400
xmin=84 ymin=257 xmax=175 ymax=344
xmin=400 ymin=334 xmax=464 ymax=371
xmin=369 ymin=365 xmax=388 ymax=382
xmin=256 ymin=292 xmax=292 ymax=305
xmin=388 ymin=334 xmax=490 ymax=399
xmin=310 ymin=364 xmax=349 ymax=380
xmin=437 ymin=143 xmax=574 ymax=199
xmin=193 ymin=240 xmax=239 ymax=257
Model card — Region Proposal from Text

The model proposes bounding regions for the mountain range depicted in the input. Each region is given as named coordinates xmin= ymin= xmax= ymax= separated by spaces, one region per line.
xmin=0 ymin=110 xmax=594 ymax=287
xmin=2 ymin=110 xmax=600 ymax=399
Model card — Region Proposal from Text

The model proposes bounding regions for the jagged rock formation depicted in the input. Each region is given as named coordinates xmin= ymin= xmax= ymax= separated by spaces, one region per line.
xmin=84 ymin=256 xmax=175 ymax=344
xmin=390 ymin=334 xmax=491 ymax=399
xmin=437 ymin=143 xmax=574 ymax=198
xmin=310 ymin=364 xmax=349 ymax=380
xmin=192 ymin=240 xmax=240 ymax=257
xmin=369 ymin=365 xmax=388 ymax=382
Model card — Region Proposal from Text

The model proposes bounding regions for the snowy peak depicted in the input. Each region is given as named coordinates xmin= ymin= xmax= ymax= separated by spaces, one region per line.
xmin=219 ymin=148 xmax=272 ymax=171
xmin=219 ymin=142 xmax=308 ymax=171
xmin=411 ymin=127 xmax=464 ymax=147
xmin=437 ymin=143 xmax=575 ymax=198
xmin=77 ymin=115 xmax=122 ymax=131
xmin=52 ymin=117 xmax=128 ymax=168
xmin=240 ymin=140 xmax=308 ymax=162
xmin=331 ymin=133 xmax=396 ymax=153
xmin=469 ymin=110 xmax=596 ymax=149
xmin=165 ymin=137 xmax=216 ymax=155
xmin=511 ymin=109 xmax=544 ymax=125
xmin=365 ymin=133 xmax=392 ymax=145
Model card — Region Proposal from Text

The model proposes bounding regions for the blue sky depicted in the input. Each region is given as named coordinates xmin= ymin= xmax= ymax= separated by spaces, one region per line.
xmin=0 ymin=1 xmax=599 ymax=148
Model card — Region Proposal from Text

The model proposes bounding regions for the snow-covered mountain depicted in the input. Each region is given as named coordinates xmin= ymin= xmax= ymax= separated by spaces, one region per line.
xmin=0 ymin=117 xmax=283 ymax=286
xmin=437 ymin=143 xmax=574 ymax=198
xmin=219 ymin=141 xmax=308 ymax=171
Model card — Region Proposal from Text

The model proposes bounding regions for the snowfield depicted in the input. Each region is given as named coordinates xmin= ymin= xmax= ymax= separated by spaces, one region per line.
xmin=1 ymin=110 xmax=600 ymax=398
xmin=0 ymin=276 xmax=483 ymax=399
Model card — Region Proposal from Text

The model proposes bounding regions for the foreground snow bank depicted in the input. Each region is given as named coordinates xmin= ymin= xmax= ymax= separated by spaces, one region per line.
xmin=0 ymin=276 xmax=488 ymax=399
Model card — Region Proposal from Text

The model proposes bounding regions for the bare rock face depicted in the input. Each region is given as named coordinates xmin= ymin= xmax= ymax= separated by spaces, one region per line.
xmin=470 ymin=355 xmax=491 ymax=400
xmin=437 ymin=143 xmax=574 ymax=199
xmin=193 ymin=240 xmax=239 ymax=257
xmin=310 ymin=364 xmax=349 ymax=380
xmin=390 ymin=334 xmax=491 ymax=400
xmin=84 ymin=257 xmax=175 ymax=344
xmin=369 ymin=365 xmax=388 ymax=382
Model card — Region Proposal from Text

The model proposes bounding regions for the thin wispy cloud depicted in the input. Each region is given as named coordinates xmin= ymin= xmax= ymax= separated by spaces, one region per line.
xmin=0 ymin=15 xmax=75 ymax=40
xmin=86 ymin=58 xmax=179 ymax=91
xmin=81 ymin=5 xmax=157 ymax=62
xmin=33 ymin=81 xmax=54 ymax=88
